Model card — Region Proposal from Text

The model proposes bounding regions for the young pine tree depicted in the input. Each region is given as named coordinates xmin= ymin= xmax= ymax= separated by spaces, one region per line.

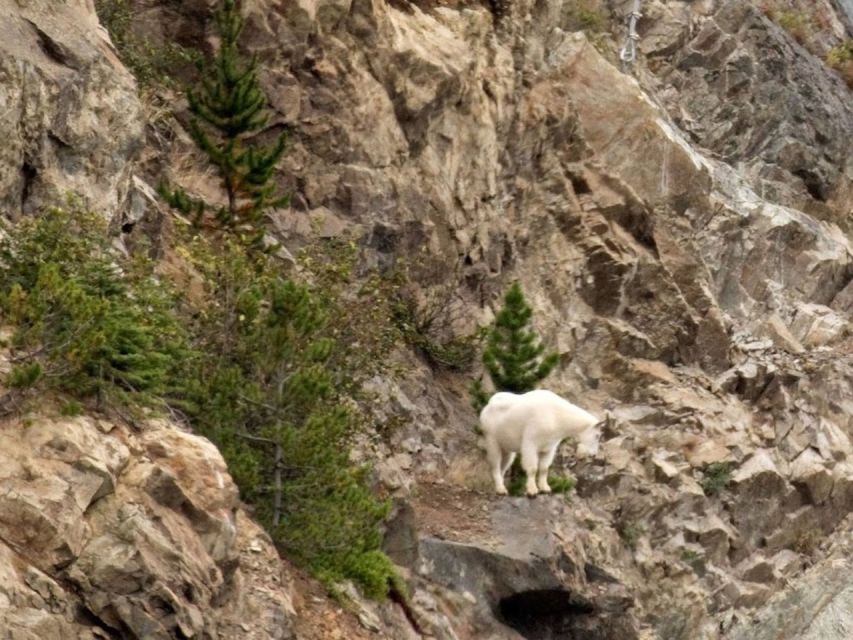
xmin=161 ymin=0 xmax=287 ymax=250
xmin=184 ymin=240 xmax=398 ymax=599
xmin=0 ymin=207 xmax=191 ymax=411
xmin=471 ymin=281 xmax=559 ymax=410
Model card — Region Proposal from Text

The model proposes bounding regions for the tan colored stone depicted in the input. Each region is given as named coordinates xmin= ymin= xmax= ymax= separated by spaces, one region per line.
xmin=760 ymin=315 xmax=806 ymax=354
xmin=790 ymin=449 xmax=834 ymax=505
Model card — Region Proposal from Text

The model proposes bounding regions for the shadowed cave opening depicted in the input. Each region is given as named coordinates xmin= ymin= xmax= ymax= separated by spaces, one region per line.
xmin=498 ymin=589 xmax=603 ymax=639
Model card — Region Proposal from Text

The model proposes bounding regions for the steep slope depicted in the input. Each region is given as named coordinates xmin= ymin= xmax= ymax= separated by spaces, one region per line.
xmin=0 ymin=0 xmax=851 ymax=639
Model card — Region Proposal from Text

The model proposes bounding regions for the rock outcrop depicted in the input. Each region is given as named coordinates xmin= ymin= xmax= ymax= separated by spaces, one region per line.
xmin=0 ymin=0 xmax=851 ymax=639
xmin=0 ymin=408 xmax=296 ymax=639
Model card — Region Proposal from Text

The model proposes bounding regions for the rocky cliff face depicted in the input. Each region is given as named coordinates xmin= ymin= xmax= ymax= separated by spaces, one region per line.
xmin=0 ymin=0 xmax=851 ymax=638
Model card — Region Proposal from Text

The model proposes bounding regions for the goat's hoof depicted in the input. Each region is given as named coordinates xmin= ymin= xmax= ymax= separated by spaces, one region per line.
xmin=526 ymin=491 xmax=539 ymax=498
xmin=496 ymin=488 xmax=508 ymax=496
xmin=539 ymin=487 xmax=552 ymax=494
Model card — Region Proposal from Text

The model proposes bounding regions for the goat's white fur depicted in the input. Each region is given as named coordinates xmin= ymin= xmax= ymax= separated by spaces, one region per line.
xmin=479 ymin=390 xmax=600 ymax=496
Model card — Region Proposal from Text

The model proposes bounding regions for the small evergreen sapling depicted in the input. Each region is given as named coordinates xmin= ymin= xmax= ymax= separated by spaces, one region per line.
xmin=471 ymin=281 xmax=559 ymax=412
xmin=161 ymin=0 xmax=287 ymax=250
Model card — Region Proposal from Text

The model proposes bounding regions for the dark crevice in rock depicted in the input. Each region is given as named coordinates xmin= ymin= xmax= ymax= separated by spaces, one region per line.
xmin=793 ymin=169 xmax=828 ymax=202
xmin=569 ymin=173 xmax=592 ymax=195
xmin=73 ymin=603 xmax=127 ymax=639
xmin=20 ymin=161 xmax=37 ymax=211
xmin=25 ymin=20 xmax=79 ymax=70
xmin=497 ymin=589 xmax=596 ymax=639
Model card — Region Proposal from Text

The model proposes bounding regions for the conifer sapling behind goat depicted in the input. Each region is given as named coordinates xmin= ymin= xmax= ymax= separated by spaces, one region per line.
xmin=470 ymin=281 xmax=559 ymax=412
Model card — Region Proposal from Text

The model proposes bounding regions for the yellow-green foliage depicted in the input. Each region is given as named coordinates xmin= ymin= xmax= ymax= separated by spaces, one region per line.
xmin=826 ymin=40 xmax=853 ymax=88
xmin=775 ymin=11 xmax=813 ymax=45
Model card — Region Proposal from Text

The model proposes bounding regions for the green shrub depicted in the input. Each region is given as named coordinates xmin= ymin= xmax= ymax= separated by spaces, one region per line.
xmin=700 ymin=462 xmax=733 ymax=496
xmin=6 ymin=362 xmax=43 ymax=389
xmin=680 ymin=548 xmax=702 ymax=564
xmin=60 ymin=400 xmax=83 ymax=417
xmin=180 ymin=236 xmax=400 ymax=599
xmin=507 ymin=472 xmax=575 ymax=497
xmin=0 ymin=206 xmax=191 ymax=410
xmin=617 ymin=520 xmax=644 ymax=550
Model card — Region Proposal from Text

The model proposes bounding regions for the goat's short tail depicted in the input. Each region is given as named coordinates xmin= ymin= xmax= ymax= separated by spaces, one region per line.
xmin=479 ymin=391 xmax=517 ymax=431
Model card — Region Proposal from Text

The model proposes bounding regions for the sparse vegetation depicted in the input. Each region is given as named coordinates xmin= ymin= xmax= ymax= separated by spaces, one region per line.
xmin=700 ymin=462 xmax=733 ymax=496
xmin=94 ymin=0 xmax=199 ymax=88
xmin=390 ymin=259 xmax=483 ymax=372
xmin=774 ymin=11 xmax=813 ymax=46
xmin=548 ymin=475 xmax=577 ymax=495
xmin=680 ymin=548 xmax=702 ymax=563
xmin=512 ymin=473 xmax=576 ymax=498
xmin=506 ymin=471 xmax=576 ymax=497
xmin=826 ymin=40 xmax=853 ymax=88
xmin=793 ymin=527 xmax=822 ymax=555
xmin=617 ymin=519 xmax=645 ymax=551
xmin=566 ymin=0 xmax=608 ymax=33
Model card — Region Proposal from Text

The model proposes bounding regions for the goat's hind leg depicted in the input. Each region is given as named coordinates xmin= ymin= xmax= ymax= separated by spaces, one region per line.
xmin=486 ymin=437 xmax=509 ymax=495
xmin=536 ymin=445 xmax=558 ymax=494
xmin=521 ymin=440 xmax=540 ymax=497
xmin=501 ymin=451 xmax=517 ymax=477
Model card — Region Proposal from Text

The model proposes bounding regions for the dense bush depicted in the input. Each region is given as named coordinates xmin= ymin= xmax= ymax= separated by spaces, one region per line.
xmin=178 ymin=235 xmax=401 ymax=598
xmin=0 ymin=206 xmax=190 ymax=410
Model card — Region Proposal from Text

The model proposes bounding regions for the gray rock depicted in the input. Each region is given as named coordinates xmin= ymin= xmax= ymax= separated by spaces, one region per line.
xmin=0 ymin=1 xmax=142 ymax=218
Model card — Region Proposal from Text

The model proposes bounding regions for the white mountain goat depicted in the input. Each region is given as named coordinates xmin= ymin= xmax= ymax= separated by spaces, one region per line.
xmin=479 ymin=390 xmax=600 ymax=496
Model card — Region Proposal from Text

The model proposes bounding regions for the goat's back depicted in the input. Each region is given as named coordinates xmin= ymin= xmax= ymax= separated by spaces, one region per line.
xmin=479 ymin=389 xmax=598 ymax=446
